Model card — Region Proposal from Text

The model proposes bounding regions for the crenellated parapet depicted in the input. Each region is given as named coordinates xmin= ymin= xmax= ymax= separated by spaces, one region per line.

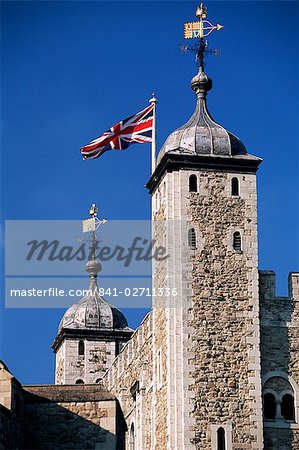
xmin=259 ymin=271 xmax=299 ymax=324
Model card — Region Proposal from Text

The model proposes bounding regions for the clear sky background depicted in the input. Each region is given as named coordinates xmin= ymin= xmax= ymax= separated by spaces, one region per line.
xmin=1 ymin=1 xmax=298 ymax=384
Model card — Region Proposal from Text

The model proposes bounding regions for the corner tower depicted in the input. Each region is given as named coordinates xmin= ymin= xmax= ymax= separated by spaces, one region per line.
xmin=52 ymin=207 xmax=133 ymax=385
xmin=147 ymin=5 xmax=264 ymax=449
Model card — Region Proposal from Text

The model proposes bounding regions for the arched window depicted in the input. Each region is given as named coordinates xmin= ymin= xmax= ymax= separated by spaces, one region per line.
xmin=231 ymin=177 xmax=239 ymax=196
xmin=217 ymin=427 xmax=226 ymax=450
xmin=281 ymin=394 xmax=295 ymax=421
xmin=189 ymin=174 xmax=198 ymax=192
xmin=130 ymin=423 xmax=135 ymax=450
xmin=233 ymin=231 xmax=242 ymax=251
xmin=78 ymin=340 xmax=85 ymax=356
xmin=188 ymin=228 xmax=197 ymax=250
xmin=264 ymin=393 xmax=276 ymax=419
xmin=263 ymin=375 xmax=297 ymax=422
xmin=75 ymin=379 xmax=84 ymax=384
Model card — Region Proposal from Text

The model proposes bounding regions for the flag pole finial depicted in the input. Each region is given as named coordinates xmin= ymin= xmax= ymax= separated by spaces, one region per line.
xmin=149 ymin=92 xmax=157 ymax=104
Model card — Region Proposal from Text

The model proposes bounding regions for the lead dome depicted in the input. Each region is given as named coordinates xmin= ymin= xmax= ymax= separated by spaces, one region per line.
xmin=58 ymin=292 xmax=130 ymax=333
xmin=157 ymin=67 xmax=247 ymax=165
xmin=57 ymin=257 xmax=132 ymax=334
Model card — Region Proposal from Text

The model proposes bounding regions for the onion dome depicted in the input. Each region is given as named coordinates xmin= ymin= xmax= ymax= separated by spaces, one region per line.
xmin=57 ymin=258 xmax=131 ymax=334
xmin=157 ymin=67 xmax=247 ymax=165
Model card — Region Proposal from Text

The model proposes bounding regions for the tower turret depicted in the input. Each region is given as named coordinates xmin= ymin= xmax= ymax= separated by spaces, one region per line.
xmin=52 ymin=206 xmax=133 ymax=385
xmin=146 ymin=4 xmax=264 ymax=449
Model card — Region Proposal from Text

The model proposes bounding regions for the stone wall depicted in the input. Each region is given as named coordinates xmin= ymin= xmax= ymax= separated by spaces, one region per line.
xmin=0 ymin=361 xmax=25 ymax=449
xmin=0 ymin=372 xmax=121 ymax=450
xmin=55 ymin=338 xmax=116 ymax=384
xmin=22 ymin=384 xmax=120 ymax=450
xmin=186 ymin=169 xmax=263 ymax=449
xmin=104 ymin=312 xmax=153 ymax=450
xmin=148 ymin=168 xmax=264 ymax=449
xmin=260 ymin=271 xmax=299 ymax=449
xmin=152 ymin=177 xmax=169 ymax=450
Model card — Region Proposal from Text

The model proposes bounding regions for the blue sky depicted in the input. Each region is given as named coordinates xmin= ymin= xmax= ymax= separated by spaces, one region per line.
xmin=1 ymin=1 xmax=298 ymax=384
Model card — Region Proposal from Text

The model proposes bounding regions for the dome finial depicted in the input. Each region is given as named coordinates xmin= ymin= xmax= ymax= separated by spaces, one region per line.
xmin=191 ymin=66 xmax=212 ymax=98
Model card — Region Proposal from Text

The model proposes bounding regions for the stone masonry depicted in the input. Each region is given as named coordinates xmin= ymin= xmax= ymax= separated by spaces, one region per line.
xmin=260 ymin=271 xmax=299 ymax=449
xmin=104 ymin=312 xmax=153 ymax=450
xmin=55 ymin=337 xmax=116 ymax=385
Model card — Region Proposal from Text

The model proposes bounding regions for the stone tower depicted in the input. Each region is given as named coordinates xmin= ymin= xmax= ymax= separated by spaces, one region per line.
xmin=52 ymin=257 xmax=133 ymax=385
xmin=146 ymin=66 xmax=264 ymax=448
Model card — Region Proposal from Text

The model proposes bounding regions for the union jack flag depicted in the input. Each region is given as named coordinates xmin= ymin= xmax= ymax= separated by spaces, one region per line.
xmin=80 ymin=104 xmax=154 ymax=160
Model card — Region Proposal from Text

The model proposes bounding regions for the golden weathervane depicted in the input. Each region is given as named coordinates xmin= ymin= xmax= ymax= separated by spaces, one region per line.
xmin=181 ymin=3 xmax=223 ymax=70
xmin=184 ymin=3 xmax=223 ymax=40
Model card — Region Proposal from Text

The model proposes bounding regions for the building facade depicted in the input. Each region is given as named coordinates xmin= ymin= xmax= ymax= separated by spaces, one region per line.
xmin=1 ymin=10 xmax=299 ymax=450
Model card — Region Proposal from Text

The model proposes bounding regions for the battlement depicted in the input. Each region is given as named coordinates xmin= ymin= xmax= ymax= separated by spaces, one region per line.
xmin=259 ymin=271 xmax=276 ymax=300
xmin=259 ymin=270 xmax=299 ymax=301
xmin=259 ymin=271 xmax=299 ymax=325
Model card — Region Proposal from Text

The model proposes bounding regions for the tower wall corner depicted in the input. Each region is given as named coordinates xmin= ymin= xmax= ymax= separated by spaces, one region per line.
xmin=288 ymin=272 xmax=299 ymax=300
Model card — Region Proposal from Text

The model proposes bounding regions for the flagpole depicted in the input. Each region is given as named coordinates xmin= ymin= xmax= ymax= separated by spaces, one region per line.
xmin=149 ymin=93 xmax=158 ymax=174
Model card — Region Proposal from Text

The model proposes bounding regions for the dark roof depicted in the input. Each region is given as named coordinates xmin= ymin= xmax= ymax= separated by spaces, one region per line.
xmin=157 ymin=68 xmax=251 ymax=164
xmin=23 ymin=384 xmax=115 ymax=403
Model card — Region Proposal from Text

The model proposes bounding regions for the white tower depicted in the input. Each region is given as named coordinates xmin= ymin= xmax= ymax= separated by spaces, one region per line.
xmin=146 ymin=19 xmax=264 ymax=450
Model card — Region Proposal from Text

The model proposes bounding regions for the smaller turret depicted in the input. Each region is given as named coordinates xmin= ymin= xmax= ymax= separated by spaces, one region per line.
xmin=52 ymin=205 xmax=133 ymax=385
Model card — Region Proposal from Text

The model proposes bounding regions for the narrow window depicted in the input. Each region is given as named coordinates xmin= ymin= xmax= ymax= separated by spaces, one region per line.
xmin=217 ymin=427 xmax=226 ymax=450
xmin=188 ymin=228 xmax=197 ymax=250
xmin=75 ymin=379 xmax=84 ymax=384
xmin=130 ymin=423 xmax=135 ymax=450
xmin=281 ymin=394 xmax=295 ymax=421
xmin=157 ymin=349 xmax=162 ymax=388
xmin=95 ymin=378 xmax=101 ymax=384
xmin=233 ymin=231 xmax=242 ymax=251
xmin=264 ymin=393 xmax=276 ymax=419
xmin=116 ymin=341 xmax=122 ymax=356
xmin=189 ymin=174 xmax=198 ymax=192
xmin=78 ymin=340 xmax=85 ymax=356
xmin=231 ymin=177 xmax=239 ymax=196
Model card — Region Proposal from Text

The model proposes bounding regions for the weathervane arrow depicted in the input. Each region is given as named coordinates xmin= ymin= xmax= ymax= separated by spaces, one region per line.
xmin=184 ymin=2 xmax=223 ymax=39
xmin=182 ymin=3 xmax=223 ymax=69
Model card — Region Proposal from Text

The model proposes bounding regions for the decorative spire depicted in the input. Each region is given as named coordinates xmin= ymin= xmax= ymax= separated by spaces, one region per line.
xmin=153 ymin=7 xmax=248 ymax=167
xmin=82 ymin=203 xmax=107 ymax=290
